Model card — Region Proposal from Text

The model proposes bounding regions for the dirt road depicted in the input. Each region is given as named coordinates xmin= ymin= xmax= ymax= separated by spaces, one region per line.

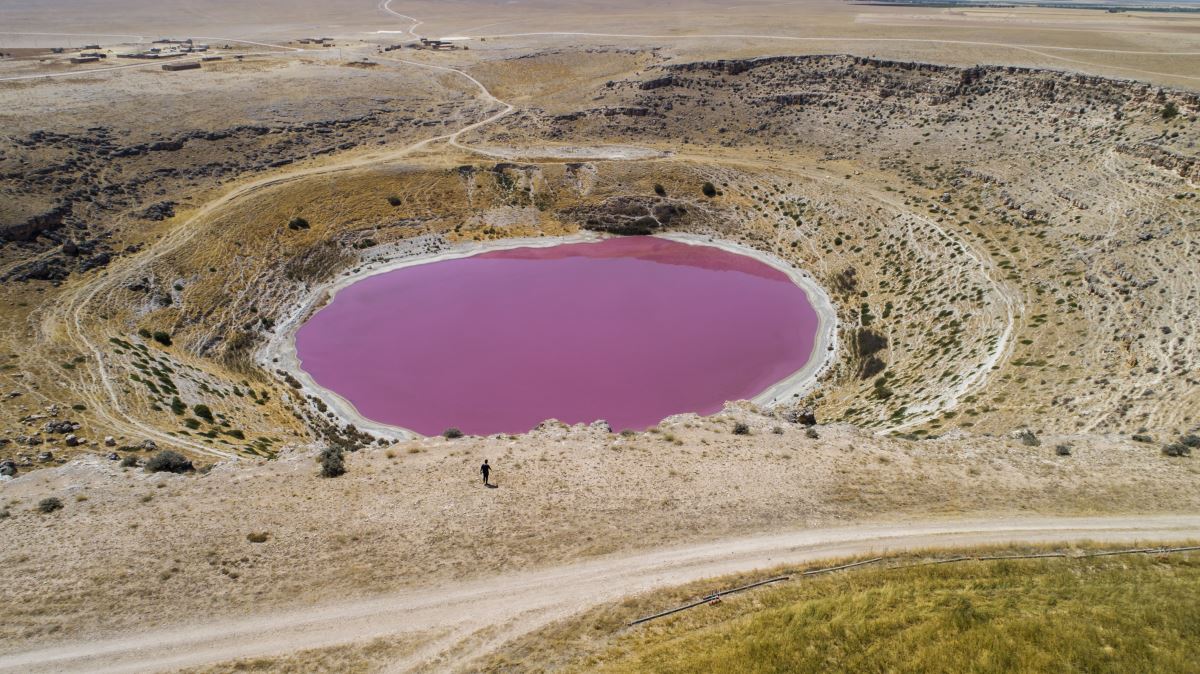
xmin=2 ymin=515 xmax=1197 ymax=673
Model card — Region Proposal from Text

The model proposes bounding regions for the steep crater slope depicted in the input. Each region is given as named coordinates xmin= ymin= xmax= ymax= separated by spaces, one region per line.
xmin=2 ymin=53 xmax=1197 ymax=468
xmin=39 ymin=149 xmax=1024 ymax=456
xmin=0 ymin=59 xmax=491 ymax=465
xmin=475 ymin=53 xmax=1200 ymax=437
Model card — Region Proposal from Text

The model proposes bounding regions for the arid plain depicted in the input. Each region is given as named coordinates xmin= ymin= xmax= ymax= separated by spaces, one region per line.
xmin=1 ymin=0 xmax=1199 ymax=671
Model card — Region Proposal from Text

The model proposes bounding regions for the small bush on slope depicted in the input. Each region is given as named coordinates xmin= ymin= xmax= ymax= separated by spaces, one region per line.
xmin=320 ymin=446 xmax=345 ymax=478
xmin=145 ymin=451 xmax=194 ymax=474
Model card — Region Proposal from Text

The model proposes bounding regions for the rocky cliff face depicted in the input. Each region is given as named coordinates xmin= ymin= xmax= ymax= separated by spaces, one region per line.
xmin=533 ymin=53 xmax=1196 ymax=181
xmin=0 ymin=99 xmax=473 ymax=280
xmin=0 ymin=203 xmax=67 ymax=243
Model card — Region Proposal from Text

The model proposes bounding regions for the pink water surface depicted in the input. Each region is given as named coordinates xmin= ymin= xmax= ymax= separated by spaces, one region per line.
xmin=295 ymin=236 xmax=818 ymax=435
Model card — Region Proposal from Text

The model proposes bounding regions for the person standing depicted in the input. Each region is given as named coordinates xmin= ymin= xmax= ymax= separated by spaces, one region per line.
xmin=480 ymin=459 xmax=491 ymax=486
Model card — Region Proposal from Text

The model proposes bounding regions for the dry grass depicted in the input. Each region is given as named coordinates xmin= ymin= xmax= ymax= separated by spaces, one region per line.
xmin=487 ymin=545 xmax=1200 ymax=673
xmin=179 ymin=631 xmax=441 ymax=674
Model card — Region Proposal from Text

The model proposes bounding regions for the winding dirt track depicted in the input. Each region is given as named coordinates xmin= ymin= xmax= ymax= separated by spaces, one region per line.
xmin=38 ymin=42 xmax=514 ymax=459
xmin=0 ymin=516 xmax=1196 ymax=673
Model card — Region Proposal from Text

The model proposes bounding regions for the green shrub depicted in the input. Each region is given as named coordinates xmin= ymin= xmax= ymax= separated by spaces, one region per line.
xmin=37 ymin=497 xmax=64 ymax=513
xmin=170 ymin=396 xmax=186 ymax=415
xmin=442 ymin=427 xmax=464 ymax=439
xmin=152 ymin=331 xmax=172 ymax=346
xmin=287 ymin=216 xmax=310 ymax=230
xmin=387 ymin=195 xmax=402 ymax=206
xmin=138 ymin=328 xmax=152 ymax=339
xmin=145 ymin=450 xmax=194 ymax=473
xmin=120 ymin=455 xmax=139 ymax=468
xmin=1163 ymin=443 xmax=1192 ymax=458
xmin=701 ymin=181 xmax=718 ymax=198
xmin=732 ymin=422 xmax=750 ymax=436
xmin=320 ymin=446 xmax=345 ymax=478
xmin=654 ymin=183 xmax=667 ymax=197
xmin=1161 ymin=101 xmax=1180 ymax=120
xmin=192 ymin=404 xmax=214 ymax=423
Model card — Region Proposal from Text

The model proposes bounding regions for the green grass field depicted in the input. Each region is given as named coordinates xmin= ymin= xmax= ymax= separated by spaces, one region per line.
xmin=489 ymin=546 xmax=1200 ymax=673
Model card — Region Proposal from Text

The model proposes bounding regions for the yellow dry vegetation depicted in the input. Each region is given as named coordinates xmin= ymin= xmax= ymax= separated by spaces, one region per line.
xmin=495 ymin=547 xmax=1200 ymax=674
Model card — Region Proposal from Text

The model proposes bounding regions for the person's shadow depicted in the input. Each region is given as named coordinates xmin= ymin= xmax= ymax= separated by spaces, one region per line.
xmin=485 ymin=483 xmax=499 ymax=489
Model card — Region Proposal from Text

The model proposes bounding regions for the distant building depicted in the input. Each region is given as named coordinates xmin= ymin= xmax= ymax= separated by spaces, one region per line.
xmin=119 ymin=45 xmax=188 ymax=59
xmin=70 ymin=56 xmax=100 ymax=64
xmin=161 ymin=61 xmax=201 ymax=72
xmin=420 ymin=38 xmax=456 ymax=51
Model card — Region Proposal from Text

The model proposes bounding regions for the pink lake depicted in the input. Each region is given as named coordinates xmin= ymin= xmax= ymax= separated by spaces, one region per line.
xmin=294 ymin=236 xmax=818 ymax=435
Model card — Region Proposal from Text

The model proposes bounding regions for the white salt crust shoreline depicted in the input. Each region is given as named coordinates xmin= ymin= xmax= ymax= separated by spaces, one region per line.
xmin=263 ymin=232 xmax=839 ymax=440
